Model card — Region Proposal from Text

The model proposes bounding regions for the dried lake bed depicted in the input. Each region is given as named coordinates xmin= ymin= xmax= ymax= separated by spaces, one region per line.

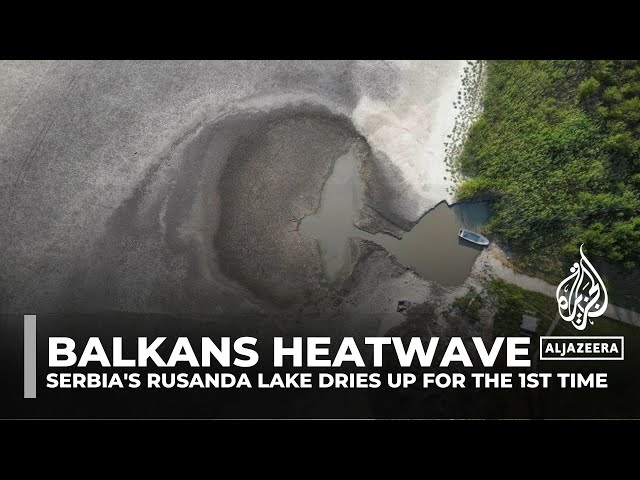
xmin=0 ymin=61 xmax=485 ymax=333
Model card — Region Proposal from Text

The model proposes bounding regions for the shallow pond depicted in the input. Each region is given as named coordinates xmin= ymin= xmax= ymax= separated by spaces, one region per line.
xmin=299 ymin=149 xmax=491 ymax=285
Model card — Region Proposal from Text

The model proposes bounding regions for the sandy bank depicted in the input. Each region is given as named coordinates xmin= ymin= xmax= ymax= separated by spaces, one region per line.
xmin=352 ymin=60 xmax=483 ymax=223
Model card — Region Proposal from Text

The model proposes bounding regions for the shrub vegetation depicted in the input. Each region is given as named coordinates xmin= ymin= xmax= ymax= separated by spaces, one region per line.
xmin=459 ymin=61 xmax=640 ymax=273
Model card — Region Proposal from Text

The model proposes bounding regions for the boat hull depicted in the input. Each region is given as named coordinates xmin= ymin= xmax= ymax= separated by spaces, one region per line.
xmin=458 ymin=229 xmax=489 ymax=246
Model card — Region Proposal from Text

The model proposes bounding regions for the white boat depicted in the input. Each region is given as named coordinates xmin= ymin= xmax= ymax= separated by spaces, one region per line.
xmin=458 ymin=229 xmax=489 ymax=246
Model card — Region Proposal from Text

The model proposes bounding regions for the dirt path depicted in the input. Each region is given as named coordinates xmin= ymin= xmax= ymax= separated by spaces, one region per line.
xmin=479 ymin=244 xmax=640 ymax=329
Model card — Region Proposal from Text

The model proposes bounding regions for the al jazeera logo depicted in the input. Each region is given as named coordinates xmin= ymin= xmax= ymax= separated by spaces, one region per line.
xmin=540 ymin=244 xmax=624 ymax=361
xmin=556 ymin=244 xmax=608 ymax=331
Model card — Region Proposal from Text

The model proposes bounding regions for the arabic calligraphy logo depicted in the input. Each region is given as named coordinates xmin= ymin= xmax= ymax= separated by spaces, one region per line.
xmin=556 ymin=244 xmax=608 ymax=331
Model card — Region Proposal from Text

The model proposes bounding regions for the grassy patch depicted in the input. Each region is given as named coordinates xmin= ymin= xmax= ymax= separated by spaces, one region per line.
xmin=488 ymin=279 xmax=555 ymax=340
xmin=452 ymin=289 xmax=483 ymax=324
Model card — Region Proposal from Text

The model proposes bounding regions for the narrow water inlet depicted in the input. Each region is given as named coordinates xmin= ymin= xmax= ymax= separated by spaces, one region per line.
xmin=298 ymin=148 xmax=363 ymax=280
xmin=299 ymin=148 xmax=491 ymax=285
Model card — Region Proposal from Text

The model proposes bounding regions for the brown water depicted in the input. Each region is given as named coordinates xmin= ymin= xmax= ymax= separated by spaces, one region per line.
xmin=370 ymin=201 xmax=490 ymax=285
xmin=299 ymin=148 xmax=363 ymax=281
xmin=299 ymin=149 xmax=490 ymax=285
